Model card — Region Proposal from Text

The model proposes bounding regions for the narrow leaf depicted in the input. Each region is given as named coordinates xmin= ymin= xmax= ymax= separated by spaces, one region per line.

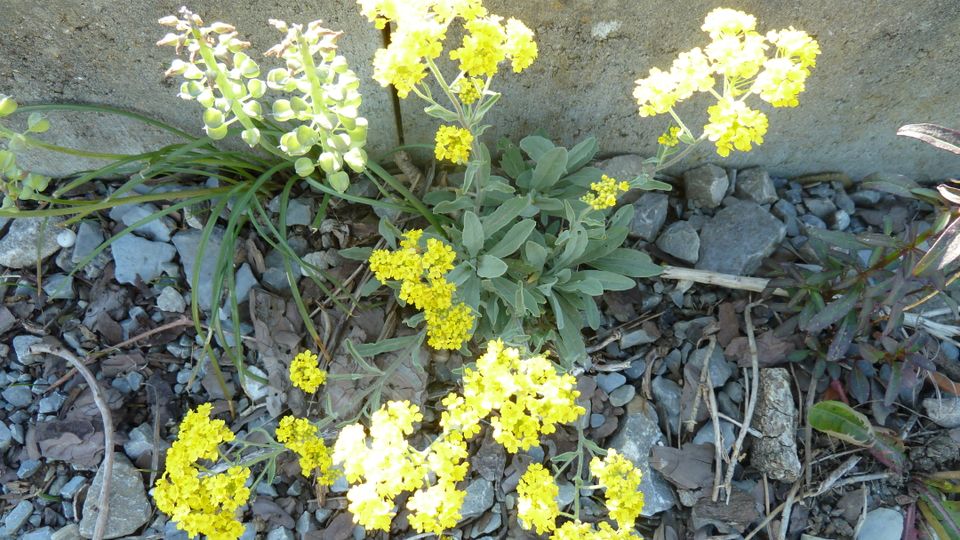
xmin=462 ymin=211 xmax=483 ymax=257
xmin=802 ymin=292 xmax=859 ymax=334
xmin=808 ymin=400 xmax=876 ymax=446
xmin=898 ymin=123 xmax=960 ymax=155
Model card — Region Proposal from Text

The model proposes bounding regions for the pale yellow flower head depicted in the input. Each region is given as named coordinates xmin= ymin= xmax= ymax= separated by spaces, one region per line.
xmin=289 ymin=349 xmax=326 ymax=393
xmin=517 ymin=463 xmax=560 ymax=533
xmin=704 ymin=97 xmax=768 ymax=156
xmin=702 ymin=8 xmax=757 ymax=38
xmin=582 ymin=174 xmax=631 ymax=210
xmin=435 ymin=124 xmax=474 ymax=164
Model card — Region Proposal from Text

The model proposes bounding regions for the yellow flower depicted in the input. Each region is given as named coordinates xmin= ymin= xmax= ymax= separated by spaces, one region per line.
xmin=433 ymin=0 xmax=488 ymax=23
xmin=582 ymin=174 xmax=631 ymax=210
xmin=454 ymin=77 xmax=484 ymax=104
xmin=701 ymin=8 xmax=757 ymax=39
xmin=153 ymin=404 xmax=251 ymax=540
xmin=767 ymin=28 xmax=821 ymax=70
xmin=703 ymin=97 xmax=768 ymax=156
xmin=276 ymin=416 xmax=338 ymax=485
xmin=752 ymin=57 xmax=808 ymax=107
xmin=704 ymin=31 xmax=768 ymax=81
xmin=372 ymin=44 xmax=428 ymax=98
xmin=407 ymin=479 xmax=466 ymax=534
xmin=517 ymin=463 xmax=560 ymax=533
xmin=551 ymin=521 xmax=639 ymax=539
xmin=633 ymin=67 xmax=679 ymax=117
xmin=658 ymin=126 xmax=681 ymax=147
xmin=424 ymin=302 xmax=475 ymax=350
xmin=504 ymin=18 xmax=538 ymax=72
xmin=669 ymin=47 xmax=715 ymax=99
xmin=591 ymin=449 xmax=645 ymax=530
xmin=450 ymin=16 xmax=508 ymax=78
xmin=435 ymin=124 xmax=474 ymax=164
xmin=423 ymin=237 xmax=456 ymax=277
xmin=289 ymin=350 xmax=326 ymax=393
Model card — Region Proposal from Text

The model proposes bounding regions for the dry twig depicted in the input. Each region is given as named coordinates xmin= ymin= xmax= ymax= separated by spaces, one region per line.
xmin=722 ymin=301 xmax=761 ymax=503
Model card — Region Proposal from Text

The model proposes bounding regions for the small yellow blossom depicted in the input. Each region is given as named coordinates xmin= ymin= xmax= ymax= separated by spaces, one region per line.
xmin=669 ymin=47 xmax=715 ymax=99
xmin=591 ymin=449 xmax=645 ymax=530
xmin=435 ymin=124 xmax=474 ymax=164
xmin=154 ymin=404 xmax=251 ymax=540
xmin=704 ymin=31 xmax=768 ymax=81
xmin=450 ymin=16 xmax=508 ymax=78
xmin=703 ymin=97 xmax=768 ymax=157
xmin=633 ymin=67 xmax=679 ymax=117
xmin=407 ymin=479 xmax=466 ymax=534
xmin=582 ymin=174 xmax=631 ymax=210
xmin=551 ymin=520 xmax=639 ymax=539
xmin=276 ymin=416 xmax=338 ymax=485
xmin=701 ymin=8 xmax=757 ymax=39
xmin=454 ymin=77 xmax=484 ymax=104
xmin=504 ymin=18 xmax=538 ymax=72
xmin=767 ymin=27 xmax=821 ymax=69
xmin=289 ymin=350 xmax=326 ymax=393
xmin=517 ymin=463 xmax=560 ymax=533
xmin=424 ymin=302 xmax=475 ymax=350
xmin=372 ymin=45 xmax=428 ymax=99
xmin=658 ymin=126 xmax=681 ymax=147
xmin=752 ymin=57 xmax=808 ymax=107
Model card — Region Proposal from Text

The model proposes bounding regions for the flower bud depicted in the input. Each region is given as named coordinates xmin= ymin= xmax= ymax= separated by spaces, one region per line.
xmin=328 ymin=171 xmax=350 ymax=193
xmin=0 ymin=95 xmax=17 ymax=117
xmin=209 ymin=22 xmax=236 ymax=34
xmin=203 ymin=108 xmax=224 ymax=129
xmin=26 ymin=112 xmax=50 ymax=134
xmin=157 ymin=32 xmax=182 ymax=47
xmin=247 ymin=79 xmax=266 ymax=99
xmin=294 ymin=157 xmax=315 ymax=177
xmin=344 ymin=147 xmax=366 ymax=173
xmin=205 ymin=123 xmax=228 ymax=140
xmin=241 ymin=127 xmax=260 ymax=147
xmin=158 ymin=15 xmax=180 ymax=27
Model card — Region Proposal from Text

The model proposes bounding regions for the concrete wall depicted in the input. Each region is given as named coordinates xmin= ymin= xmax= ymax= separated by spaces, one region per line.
xmin=3 ymin=1 xmax=960 ymax=180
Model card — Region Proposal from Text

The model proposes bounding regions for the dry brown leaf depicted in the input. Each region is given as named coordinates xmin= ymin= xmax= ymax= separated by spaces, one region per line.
xmin=650 ymin=443 xmax=714 ymax=491
xmin=725 ymin=330 xmax=797 ymax=368
xmin=36 ymin=420 xmax=103 ymax=469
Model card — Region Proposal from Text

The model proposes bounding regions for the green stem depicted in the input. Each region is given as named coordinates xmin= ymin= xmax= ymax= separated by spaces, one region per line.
xmin=0 ymin=127 xmax=133 ymax=160
xmin=0 ymin=186 xmax=232 ymax=218
xmin=655 ymin=134 xmax=708 ymax=172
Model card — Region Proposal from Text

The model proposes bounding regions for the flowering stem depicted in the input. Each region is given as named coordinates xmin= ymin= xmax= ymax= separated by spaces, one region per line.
xmin=655 ymin=133 xmax=708 ymax=172
xmin=573 ymin=424 xmax=586 ymax=520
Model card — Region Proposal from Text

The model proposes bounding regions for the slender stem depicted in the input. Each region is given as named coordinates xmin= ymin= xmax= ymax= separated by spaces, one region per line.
xmin=0 ymin=127 xmax=132 ymax=160
xmin=655 ymin=134 xmax=709 ymax=172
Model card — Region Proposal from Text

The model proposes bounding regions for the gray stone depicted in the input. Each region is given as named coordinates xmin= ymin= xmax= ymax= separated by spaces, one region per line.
xmin=0 ymin=421 xmax=12 ymax=451
xmin=60 ymin=476 xmax=86 ymax=499
xmin=172 ymin=228 xmax=224 ymax=310
xmin=13 ymin=334 xmax=44 ymax=364
xmin=693 ymin=420 xmax=736 ymax=454
xmin=2 ymin=385 xmax=33 ymax=408
xmin=608 ymin=384 xmax=636 ymax=407
xmin=630 ymin=193 xmax=669 ymax=241
xmin=0 ymin=217 xmax=62 ymax=268
xmin=689 ymin=345 xmax=733 ymax=388
xmin=856 ymin=508 xmax=904 ymax=540
xmin=2 ymin=500 xmax=34 ymax=537
xmin=597 ymin=373 xmax=626 ymax=394
xmin=590 ymin=413 xmax=606 ymax=428
xmin=923 ymin=397 xmax=960 ymax=428
xmin=38 ymin=391 xmax=66 ymax=414
xmin=164 ymin=519 xmax=189 ymax=540
xmin=751 ymin=368 xmax=801 ymax=482
xmin=17 ymin=459 xmax=41 ymax=479
xmin=800 ymin=213 xmax=827 ymax=230
xmin=0 ymin=306 xmax=15 ymax=334
xmin=285 ymin=199 xmax=313 ymax=227
xmin=683 ymin=164 xmax=728 ymax=208
xmin=656 ymin=221 xmax=700 ymax=264
xmin=734 ymin=168 xmax=778 ymax=204
xmin=72 ymin=221 xmax=105 ymax=264
xmin=460 ymin=478 xmax=495 ymax=519
xmin=697 ymin=201 xmax=786 ymax=275
xmin=120 ymin=204 xmax=173 ymax=242
xmin=112 ymin=234 xmax=176 ymax=285
xmin=850 ymin=189 xmax=883 ymax=207
xmin=772 ymin=199 xmax=797 ymax=220
xmin=597 ymin=154 xmax=646 ymax=183
xmin=125 ymin=423 xmax=163 ymax=461
xmin=157 ymin=286 xmax=186 ymax=313
xmin=43 ymin=273 xmax=76 ymax=300
xmin=803 ymin=197 xmax=837 ymax=219
xmin=241 ymin=366 xmax=270 ymax=401
xmin=234 ymin=263 xmax=257 ymax=304
xmin=79 ymin=453 xmax=151 ymax=539
xmin=266 ymin=528 xmax=295 ymax=540
xmin=607 ymin=398 xmax=676 ymax=515
xmin=52 ymin=524 xmax=82 ymax=540
xmin=831 ymin=209 xmax=851 ymax=231
xmin=650 ymin=376 xmax=682 ymax=428
xmin=620 ymin=327 xmax=658 ymax=348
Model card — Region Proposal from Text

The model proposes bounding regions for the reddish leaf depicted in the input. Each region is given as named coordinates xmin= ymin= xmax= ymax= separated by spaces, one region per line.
xmin=898 ymin=123 xmax=960 ymax=155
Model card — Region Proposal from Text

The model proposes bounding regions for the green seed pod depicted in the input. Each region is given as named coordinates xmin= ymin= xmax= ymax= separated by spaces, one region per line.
xmin=242 ymin=100 xmax=262 ymax=119
xmin=294 ymin=157 xmax=315 ymax=177
xmin=0 ymin=95 xmax=17 ymax=117
xmin=26 ymin=113 xmax=49 ymax=134
xmin=317 ymin=151 xmax=342 ymax=174
xmin=247 ymin=79 xmax=266 ymax=99
xmin=266 ymin=68 xmax=290 ymax=90
xmin=344 ymin=147 xmax=366 ymax=173
xmin=328 ymin=171 xmax=350 ymax=193
xmin=205 ymin=123 xmax=229 ymax=140
xmin=280 ymin=131 xmax=303 ymax=155
xmin=295 ymin=125 xmax=318 ymax=147
xmin=241 ymin=127 xmax=260 ymax=147
xmin=203 ymin=108 xmax=225 ymax=129
xmin=272 ymin=99 xmax=294 ymax=122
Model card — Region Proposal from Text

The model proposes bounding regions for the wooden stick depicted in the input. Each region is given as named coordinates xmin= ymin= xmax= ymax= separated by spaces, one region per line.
xmin=660 ymin=265 xmax=788 ymax=297
xmin=723 ymin=301 xmax=762 ymax=503
xmin=31 ymin=341 xmax=114 ymax=540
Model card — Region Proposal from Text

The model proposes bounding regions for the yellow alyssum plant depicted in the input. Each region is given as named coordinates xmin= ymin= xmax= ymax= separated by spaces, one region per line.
xmin=368 ymin=229 xmax=475 ymax=350
xmin=634 ymin=7 xmax=820 ymax=159
xmin=288 ymin=349 xmax=326 ymax=393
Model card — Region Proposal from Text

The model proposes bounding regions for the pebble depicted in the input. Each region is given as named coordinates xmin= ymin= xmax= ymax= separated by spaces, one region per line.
xmin=72 ymin=221 xmax=105 ymax=264
xmin=285 ymin=199 xmax=313 ymax=227
xmin=630 ymin=193 xmax=669 ymax=241
xmin=655 ymin=221 xmax=700 ymax=264
xmin=624 ymin=359 xmax=646 ymax=380
xmin=266 ymin=528 xmax=295 ymax=540
xmin=684 ymin=164 xmax=728 ymax=208
xmin=38 ymin=392 xmax=66 ymax=414
xmin=850 ymin=189 xmax=883 ymax=207
xmin=831 ymin=209 xmax=851 ymax=230
xmin=609 ymin=384 xmax=636 ymax=407
xmin=650 ymin=376 xmax=682 ymax=428
xmin=241 ymin=366 xmax=270 ymax=401
xmin=52 ymin=524 xmax=81 ymax=540
xmin=590 ymin=413 xmax=606 ymax=428
xmin=157 ymin=286 xmax=187 ymax=313
xmin=460 ymin=478 xmax=495 ymax=519
xmin=17 ymin=459 xmax=41 ymax=479
xmin=59 ymin=476 xmax=86 ymax=499
xmin=621 ymin=327 xmax=659 ymax=349
xmin=2 ymin=385 xmax=33 ymax=408
xmin=697 ymin=200 xmax=786 ymax=275
xmin=0 ymin=306 xmax=14 ymax=334
xmin=923 ymin=397 xmax=960 ymax=428
xmin=608 ymin=398 xmax=676 ymax=515
xmin=0 ymin=217 xmax=63 ymax=268
xmin=112 ymin=234 xmax=177 ymax=285
xmin=803 ymin=197 xmax=837 ymax=219
xmin=125 ymin=423 xmax=159 ymax=461
xmin=57 ymin=229 xmax=77 ymax=248
xmin=172 ymin=228 xmax=224 ymax=311
xmin=234 ymin=263 xmax=258 ymax=304
xmin=800 ymin=213 xmax=827 ymax=230
xmin=79 ymin=454 xmax=152 ymax=538
xmin=734 ymin=168 xmax=778 ymax=204
xmin=2 ymin=500 xmax=34 ymax=536
xmin=120 ymin=204 xmax=174 ymax=242
xmin=13 ymin=334 xmax=44 ymax=365
xmin=856 ymin=508 xmax=904 ymax=540
xmin=597 ymin=373 xmax=626 ymax=394
xmin=0 ymin=421 xmax=12 ymax=451
xmin=693 ymin=420 xmax=736 ymax=454
xmin=43 ymin=273 xmax=75 ymax=300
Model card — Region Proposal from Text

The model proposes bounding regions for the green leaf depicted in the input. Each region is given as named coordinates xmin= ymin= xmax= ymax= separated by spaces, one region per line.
xmin=432 ymin=197 xmax=474 ymax=214
xmin=339 ymin=247 xmax=374 ymax=261
xmin=530 ymin=147 xmax=568 ymax=191
xmin=588 ymin=248 xmax=661 ymax=277
xmin=524 ymin=241 xmax=548 ymax=272
xmin=351 ymin=333 xmax=422 ymax=357
xmin=423 ymin=103 xmax=460 ymax=122
xmin=566 ymin=136 xmax=598 ymax=171
xmin=474 ymin=92 xmax=501 ymax=119
xmin=0 ymin=95 xmax=17 ymax=117
xmin=499 ymin=142 xmax=527 ymax=179
xmin=914 ymin=217 xmax=960 ymax=277
xmin=487 ymin=219 xmax=535 ymax=258
xmin=808 ymin=400 xmax=875 ymax=446
xmin=463 ymin=211 xmax=483 ymax=257
xmin=919 ymin=492 xmax=960 ymax=540
xmin=519 ymin=135 xmax=555 ymax=161
xmin=802 ymin=291 xmax=859 ymax=334
xmin=294 ymin=157 xmax=315 ymax=177
xmin=481 ymin=196 xmax=527 ymax=237
xmin=463 ymin=143 xmax=490 ymax=192
xmin=578 ymin=270 xmax=635 ymax=291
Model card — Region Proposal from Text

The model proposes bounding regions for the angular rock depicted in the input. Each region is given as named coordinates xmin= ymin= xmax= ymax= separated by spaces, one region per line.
xmin=79 ymin=453 xmax=151 ymax=539
xmin=156 ymin=286 xmax=186 ymax=313
xmin=2 ymin=385 xmax=33 ymax=408
xmin=697 ymin=200 xmax=786 ymax=275
xmin=656 ymin=221 xmax=700 ymax=264
xmin=607 ymin=397 xmax=676 ymax=515
xmin=120 ymin=204 xmax=173 ymax=242
xmin=683 ymin=164 xmax=728 ymax=208
xmin=0 ymin=217 xmax=63 ymax=268
xmin=111 ymin=234 xmax=176 ymax=285
xmin=51 ymin=524 xmax=81 ymax=540
xmin=803 ymin=197 xmax=837 ymax=219
xmin=172 ymin=228 xmax=224 ymax=310
xmin=691 ymin=485 xmax=759 ymax=534
xmin=752 ymin=368 xmax=801 ymax=482
xmin=460 ymin=478 xmax=495 ymax=520
xmin=72 ymin=221 xmax=105 ymax=264
xmin=923 ymin=397 xmax=960 ymax=428
xmin=650 ymin=376 xmax=681 ymax=429
xmin=856 ymin=508 xmax=903 ymax=540
xmin=43 ymin=273 xmax=75 ymax=300
xmin=598 ymin=154 xmax=646 ymax=185
xmin=735 ymin=168 xmax=778 ymax=204
xmin=630 ymin=193 xmax=669 ymax=241
xmin=1 ymin=500 xmax=34 ymax=536
xmin=597 ymin=373 xmax=626 ymax=394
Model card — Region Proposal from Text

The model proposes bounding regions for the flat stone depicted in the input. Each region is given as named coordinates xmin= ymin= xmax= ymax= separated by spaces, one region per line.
xmin=234 ymin=263 xmax=257 ymax=304
xmin=2 ymin=385 xmax=33 ymax=408
xmin=266 ymin=528 xmax=295 ymax=540
xmin=0 ymin=421 xmax=12 ymax=451
xmin=1 ymin=500 xmax=34 ymax=537
xmin=597 ymin=373 xmax=626 ymax=394
xmin=697 ymin=200 xmax=786 ymax=275
xmin=79 ymin=453 xmax=151 ymax=539
xmin=850 ymin=189 xmax=883 ymax=207
xmin=620 ymin=323 xmax=660 ymax=348
xmin=52 ymin=524 xmax=82 ymax=540
xmin=60 ymin=476 xmax=86 ymax=499
xmin=693 ymin=420 xmax=736 ymax=455
xmin=285 ymin=199 xmax=313 ymax=227
xmin=751 ymin=368 xmax=801 ymax=482
xmin=688 ymin=345 xmax=733 ymax=388
xmin=607 ymin=397 xmax=676 ymax=515
xmin=157 ymin=286 xmax=186 ymax=313
xmin=735 ymin=168 xmax=778 ymax=204
xmin=590 ymin=413 xmax=606 ymax=428
xmin=112 ymin=234 xmax=176 ymax=285
xmin=172 ymin=228 xmax=225 ymax=311
xmin=0 ymin=217 xmax=63 ymax=268
xmin=856 ymin=508 xmax=904 ymax=540
xmin=38 ymin=391 xmax=66 ymax=414
xmin=650 ymin=376 xmax=682 ymax=429
xmin=460 ymin=478 xmax=495 ymax=520
xmin=0 ymin=306 xmax=15 ymax=334
xmin=43 ymin=273 xmax=75 ymax=300
xmin=656 ymin=221 xmax=700 ymax=264
xmin=684 ymin=164 xmax=728 ymax=208
xmin=120 ymin=204 xmax=174 ymax=242
xmin=923 ymin=397 xmax=960 ymax=428
xmin=608 ymin=384 xmax=636 ymax=407
xmin=803 ymin=197 xmax=837 ymax=219
xmin=17 ymin=459 xmax=41 ymax=479
xmin=597 ymin=154 xmax=646 ymax=184
xmin=13 ymin=334 xmax=44 ymax=364
xmin=630 ymin=193 xmax=669 ymax=241
xmin=72 ymin=221 xmax=106 ymax=264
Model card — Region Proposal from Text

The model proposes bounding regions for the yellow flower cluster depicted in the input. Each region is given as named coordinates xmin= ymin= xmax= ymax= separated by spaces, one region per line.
xmin=435 ymin=124 xmax=474 ymax=164
xmin=591 ymin=449 xmax=645 ymax=530
xmin=368 ymin=230 xmax=474 ymax=350
xmin=515 ymin=450 xmax=644 ymax=539
xmin=332 ymin=401 xmax=469 ymax=534
xmin=289 ymin=350 xmax=326 ymax=393
xmin=276 ymin=416 xmax=338 ymax=485
xmin=581 ymin=174 xmax=631 ymax=210
xmin=658 ymin=126 xmax=681 ymax=147
xmin=633 ymin=8 xmax=820 ymax=157
xmin=154 ymin=404 xmax=251 ymax=540
xmin=440 ymin=340 xmax=584 ymax=452
xmin=454 ymin=77 xmax=484 ymax=104
xmin=359 ymin=0 xmax=536 ymax=98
